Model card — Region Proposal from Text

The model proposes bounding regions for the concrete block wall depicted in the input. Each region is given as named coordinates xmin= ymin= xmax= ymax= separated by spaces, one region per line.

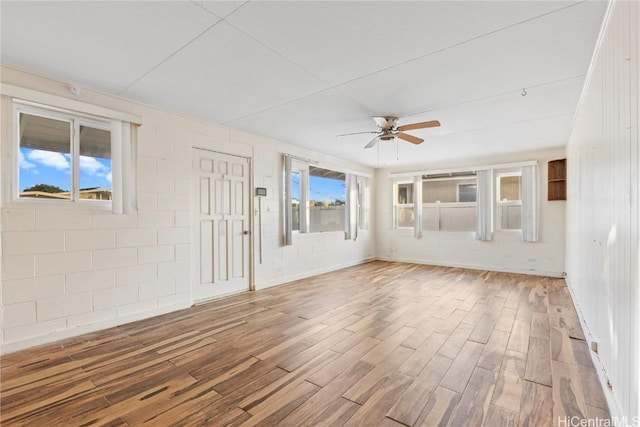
xmin=0 ymin=67 xmax=375 ymax=352
xmin=251 ymin=144 xmax=375 ymax=289
xmin=0 ymin=202 xmax=190 ymax=348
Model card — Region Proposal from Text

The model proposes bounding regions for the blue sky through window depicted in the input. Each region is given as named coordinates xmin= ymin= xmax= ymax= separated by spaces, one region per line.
xmin=292 ymin=172 xmax=300 ymax=200
xmin=19 ymin=147 xmax=112 ymax=192
xmin=309 ymin=176 xmax=345 ymax=203
xmin=292 ymin=172 xmax=345 ymax=203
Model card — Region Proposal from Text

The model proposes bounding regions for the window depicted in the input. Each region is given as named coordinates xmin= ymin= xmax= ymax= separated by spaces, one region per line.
xmin=394 ymin=174 xmax=477 ymax=231
xmin=496 ymin=173 xmax=522 ymax=230
xmin=308 ymin=166 xmax=345 ymax=233
xmin=390 ymin=163 xmax=537 ymax=241
xmin=421 ymin=172 xmax=477 ymax=232
xmin=357 ymin=176 xmax=369 ymax=230
xmin=19 ymin=113 xmax=72 ymax=200
xmin=79 ymin=125 xmax=112 ymax=200
xmin=17 ymin=104 xmax=113 ymax=203
xmin=7 ymin=88 xmax=139 ymax=214
xmin=457 ymin=183 xmax=477 ymax=202
xmin=283 ymin=156 xmax=368 ymax=244
xmin=394 ymin=182 xmax=414 ymax=228
xmin=291 ymin=171 xmax=301 ymax=231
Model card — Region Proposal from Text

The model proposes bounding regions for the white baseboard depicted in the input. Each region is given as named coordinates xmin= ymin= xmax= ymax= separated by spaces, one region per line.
xmin=255 ymin=257 xmax=376 ymax=290
xmin=0 ymin=301 xmax=191 ymax=355
xmin=376 ymin=255 xmax=565 ymax=278
xmin=564 ymin=276 xmax=626 ymax=427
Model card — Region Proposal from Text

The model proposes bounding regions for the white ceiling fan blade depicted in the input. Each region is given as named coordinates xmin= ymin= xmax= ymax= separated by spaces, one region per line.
xmin=336 ymin=131 xmax=379 ymax=137
xmin=364 ymin=136 xmax=380 ymax=149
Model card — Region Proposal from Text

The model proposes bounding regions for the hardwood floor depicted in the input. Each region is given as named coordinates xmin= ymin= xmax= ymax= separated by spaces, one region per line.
xmin=0 ymin=261 xmax=610 ymax=426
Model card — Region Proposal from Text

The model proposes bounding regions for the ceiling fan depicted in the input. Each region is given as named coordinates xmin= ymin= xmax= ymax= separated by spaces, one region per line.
xmin=338 ymin=116 xmax=441 ymax=148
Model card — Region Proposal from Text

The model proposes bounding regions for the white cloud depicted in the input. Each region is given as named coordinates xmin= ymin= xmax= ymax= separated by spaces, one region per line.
xmin=27 ymin=150 xmax=70 ymax=171
xmin=79 ymin=155 xmax=112 ymax=185
xmin=79 ymin=155 xmax=107 ymax=174
xmin=19 ymin=151 xmax=35 ymax=170
xmin=23 ymin=150 xmax=112 ymax=183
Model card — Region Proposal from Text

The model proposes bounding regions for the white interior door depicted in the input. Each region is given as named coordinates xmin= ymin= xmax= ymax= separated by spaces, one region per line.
xmin=193 ymin=149 xmax=251 ymax=301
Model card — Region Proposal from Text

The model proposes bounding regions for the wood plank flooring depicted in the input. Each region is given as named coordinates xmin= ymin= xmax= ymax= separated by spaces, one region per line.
xmin=0 ymin=261 xmax=610 ymax=426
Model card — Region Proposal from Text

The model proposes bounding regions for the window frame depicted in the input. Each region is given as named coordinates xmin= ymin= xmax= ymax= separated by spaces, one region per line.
xmin=283 ymin=157 xmax=370 ymax=243
xmin=393 ymin=180 xmax=415 ymax=229
xmin=356 ymin=175 xmax=369 ymax=231
xmin=307 ymin=166 xmax=347 ymax=234
xmin=389 ymin=161 xmax=537 ymax=241
xmin=420 ymin=174 xmax=477 ymax=232
xmin=495 ymin=171 xmax=523 ymax=232
xmin=290 ymin=163 xmax=309 ymax=233
xmin=291 ymin=170 xmax=301 ymax=232
xmin=13 ymin=102 xmax=114 ymax=208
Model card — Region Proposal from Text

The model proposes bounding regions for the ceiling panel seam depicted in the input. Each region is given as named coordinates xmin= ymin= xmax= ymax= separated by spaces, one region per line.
xmin=191 ymin=0 xmax=249 ymax=20
xmin=222 ymin=72 xmax=585 ymax=132
xmin=219 ymin=2 xmax=590 ymax=126
xmin=220 ymin=85 xmax=369 ymax=126
xmin=446 ymin=111 xmax=575 ymax=137
xmin=221 ymin=20 xmax=333 ymax=88
xmin=117 ymin=18 xmax=222 ymax=96
xmin=402 ymin=74 xmax=587 ymax=120
xmin=323 ymin=1 xmax=589 ymax=90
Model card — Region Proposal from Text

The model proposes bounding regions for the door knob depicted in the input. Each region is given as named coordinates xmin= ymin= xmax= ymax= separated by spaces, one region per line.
xmin=243 ymin=230 xmax=251 ymax=235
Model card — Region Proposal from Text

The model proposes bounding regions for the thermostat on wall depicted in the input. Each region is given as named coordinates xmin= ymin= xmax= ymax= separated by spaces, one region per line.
xmin=255 ymin=187 xmax=267 ymax=197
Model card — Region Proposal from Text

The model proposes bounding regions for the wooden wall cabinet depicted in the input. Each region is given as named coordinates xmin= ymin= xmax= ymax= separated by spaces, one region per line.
xmin=548 ymin=158 xmax=567 ymax=201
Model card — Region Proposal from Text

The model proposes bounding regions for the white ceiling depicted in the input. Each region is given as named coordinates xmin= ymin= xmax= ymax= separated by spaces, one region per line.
xmin=1 ymin=1 xmax=608 ymax=167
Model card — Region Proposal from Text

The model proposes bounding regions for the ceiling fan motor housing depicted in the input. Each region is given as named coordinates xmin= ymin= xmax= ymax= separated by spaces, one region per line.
xmin=373 ymin=116 xmax=399 ymax=130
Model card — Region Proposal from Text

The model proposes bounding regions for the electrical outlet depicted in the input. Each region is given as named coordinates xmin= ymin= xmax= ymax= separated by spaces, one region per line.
xmin=528 ymin=257 xmax=536 ymax=263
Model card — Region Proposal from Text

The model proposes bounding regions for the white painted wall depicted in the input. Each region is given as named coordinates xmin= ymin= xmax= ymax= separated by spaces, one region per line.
xmin=566 ymin=1 xmax=639 ymax=422
xmin=376 ymin=148 xmax=567 ymax=277
xmin=0 ymin=67 xmax=374 ymax=353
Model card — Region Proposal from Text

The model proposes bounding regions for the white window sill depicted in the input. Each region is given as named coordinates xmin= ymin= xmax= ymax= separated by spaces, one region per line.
xmin=493 ymin=229 xmax=523 ymax=241
xmin=7 ymin=198 xmax=113 ymax=211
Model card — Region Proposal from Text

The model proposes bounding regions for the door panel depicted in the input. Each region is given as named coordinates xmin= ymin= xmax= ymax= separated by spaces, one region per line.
xmin=232 ymin=163 xmax=244 ymax=177
xmin=215 ymin=179 xmax=224 ymax=215
xmin=193 ymin=149 xmax=250 ymax=301
xmin=200 ymin=220 xmax=213 ymax=284
xmin=231 ymin=219 xmax=244 ymax=278
xmin=200 ymin=178 xmax=210 ymax=214
xmin=218 ymin=220 xmax=228 ymax=282
xmin=234 ymin=181 xmax=244 ymax=215
xmin=223 ymin=180 xmax=231 ymax=215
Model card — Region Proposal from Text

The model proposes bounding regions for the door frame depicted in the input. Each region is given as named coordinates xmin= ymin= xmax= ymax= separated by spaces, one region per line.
xmin=190 ymin=147 xmax=254 ymax=306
